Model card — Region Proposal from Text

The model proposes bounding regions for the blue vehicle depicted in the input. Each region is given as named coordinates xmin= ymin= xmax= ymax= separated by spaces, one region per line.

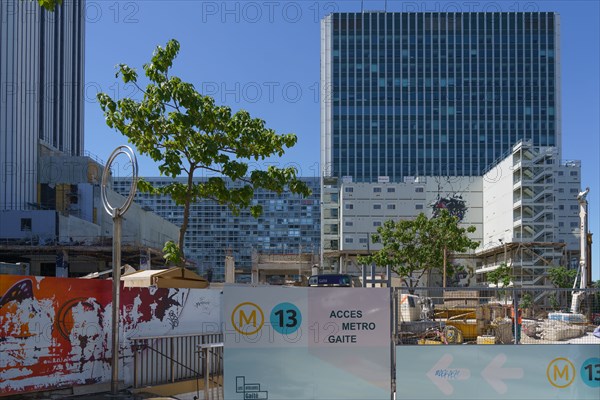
xmin=307 ymin=274 xmax=361 ymax=287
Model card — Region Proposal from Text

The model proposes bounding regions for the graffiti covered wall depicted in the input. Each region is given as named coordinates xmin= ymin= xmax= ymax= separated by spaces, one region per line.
xmin=0 ymin=275 xmax=221 ymax=396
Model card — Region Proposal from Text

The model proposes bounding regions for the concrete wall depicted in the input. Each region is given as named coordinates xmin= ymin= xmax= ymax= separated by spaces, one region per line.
xmin=0 ymin=275 xmax=222 ymax=395
xmin=39 ymin=156 xmax=104 ymax=185
xmin=98 ymin=189 xmax=179 ymax=249
xmin=483 ymin=155 xmax=515 ymax=247
xmin=338 ymin=177 xmax=483 ymax=252
xmin=57 ymin=213 xmax=101 ymax=244
xmin=0 ymin=210 xmax=56 ymax=242
xmin=554 ymin=162 xmax=582 ymax=251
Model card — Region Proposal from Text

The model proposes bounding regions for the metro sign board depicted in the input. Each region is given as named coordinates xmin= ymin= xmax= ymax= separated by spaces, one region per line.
xmin=396 ymin=345 xmax=600 ymax=400
xmin=224 ymin=286 xmax=391 ymax=400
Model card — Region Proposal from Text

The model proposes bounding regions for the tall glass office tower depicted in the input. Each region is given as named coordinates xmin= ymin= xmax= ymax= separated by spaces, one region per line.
xmin=321 ymin=12 xmax=560 ymax=180
xmin=1 ymin=0 xmax=85 ymax=210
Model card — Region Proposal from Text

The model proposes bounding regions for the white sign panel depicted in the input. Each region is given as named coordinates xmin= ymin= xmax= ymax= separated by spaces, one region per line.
xmin=224 ymin=286 xmax=391 ymax=400
xmin=397 ymin=345 xmax=600 ymax=400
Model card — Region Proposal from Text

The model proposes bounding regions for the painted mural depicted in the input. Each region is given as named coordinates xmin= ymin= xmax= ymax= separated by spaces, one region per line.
xmin=0 ymin=275 xmax=221 ymax=396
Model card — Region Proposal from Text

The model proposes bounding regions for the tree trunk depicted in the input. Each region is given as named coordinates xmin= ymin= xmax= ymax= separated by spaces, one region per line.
xmin=177 ymin=168 xmax=195 ymax=265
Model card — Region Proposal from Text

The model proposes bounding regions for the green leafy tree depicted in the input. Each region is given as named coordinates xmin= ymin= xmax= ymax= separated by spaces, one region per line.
xmin=519 ymin=292 xmax=532 ymax=310
xmin=487 ymin=263 xmax=513 ymax=304
xmin=357 ymin=210 xmax=478 ymax=290
xmin=24 ymin=0 xmax=61 ymax=11
xmin=519 ymin=292 xmax=533 ymax=317
xmin=487 ymin=263 xmax=513 ymax=288
xmin=549 ymin=294 xmax=560 ymax=311
xmin=547 ymin=266 xmax=578 ymax=309
xmin=97 ymin=40 xmax=310 ymax=265
xmin=548 ymin=266 xmax=578 ymax=288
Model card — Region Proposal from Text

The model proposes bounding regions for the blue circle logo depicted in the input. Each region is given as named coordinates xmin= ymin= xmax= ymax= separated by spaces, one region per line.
xmin=580 ymin=358 xmax=600 ymax=388
xmin=270 ymin=302 xmax=302 ymax=335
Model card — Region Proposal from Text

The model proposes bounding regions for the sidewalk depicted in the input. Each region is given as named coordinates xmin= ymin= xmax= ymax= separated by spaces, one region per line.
xmin=17 ymin=392 xmax=202 ymax=400
xmin=15 ymin=388 xmax=220 ymax=400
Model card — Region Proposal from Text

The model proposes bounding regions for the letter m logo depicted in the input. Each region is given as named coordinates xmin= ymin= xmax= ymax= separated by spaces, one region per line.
xmin=554 ymin=364 xmax=569 ymax=381
xmin=231 ymin=302 xmax=264 ymax=335
xmin=239 ymin=309 xmax=257 ymax=327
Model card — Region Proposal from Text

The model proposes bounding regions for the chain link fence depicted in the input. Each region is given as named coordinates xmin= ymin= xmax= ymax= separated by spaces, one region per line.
xmin=392 ymin=286 xmax=600 ymax=345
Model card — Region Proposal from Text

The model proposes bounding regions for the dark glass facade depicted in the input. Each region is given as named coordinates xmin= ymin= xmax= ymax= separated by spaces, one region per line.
xmin=322 ymin=12 xmax=559 ymax=180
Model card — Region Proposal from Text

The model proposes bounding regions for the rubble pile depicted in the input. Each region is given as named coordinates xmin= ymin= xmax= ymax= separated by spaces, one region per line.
xmin=523 ymin=320 xmax=586 ymax=341
xmin=491 ymin=317 xmax=514 ymax=344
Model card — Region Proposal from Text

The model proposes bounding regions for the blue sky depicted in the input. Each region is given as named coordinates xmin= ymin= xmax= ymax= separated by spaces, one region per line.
xmin=84 ymin=0 xmax=600 ymax=279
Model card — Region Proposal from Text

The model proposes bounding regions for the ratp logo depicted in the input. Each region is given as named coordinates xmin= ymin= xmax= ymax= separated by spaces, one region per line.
xmin=231 ymin=302 xmax=264 ymax=335
xmin=547 ymin=357 xmax=576 ymax=388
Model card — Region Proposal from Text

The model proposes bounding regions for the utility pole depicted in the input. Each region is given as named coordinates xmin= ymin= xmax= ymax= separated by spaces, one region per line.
xmin=442 ymin=246 xmax=447 ymax=289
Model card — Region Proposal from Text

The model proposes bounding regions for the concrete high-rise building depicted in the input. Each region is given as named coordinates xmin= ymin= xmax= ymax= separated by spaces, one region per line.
xmin=1 ymin=0 xmax=85 ymax=210
xmin=0 ymin=1 xmax=178 ymax=278
xmin=320 ymin=12 xmax=584 ymax=298
xmin=113 ymin=177 xmax=321 ymax=281
xmin=321 ymin=12 xmax=560 ymax=180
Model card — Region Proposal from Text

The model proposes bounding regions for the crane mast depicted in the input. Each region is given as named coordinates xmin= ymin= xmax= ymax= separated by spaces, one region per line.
xmin=570 ymin=187 xmax=590 ymax=314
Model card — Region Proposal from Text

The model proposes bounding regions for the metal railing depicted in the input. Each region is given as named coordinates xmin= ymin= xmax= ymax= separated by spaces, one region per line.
xmin=199 ymin=342 xmax=224 ymax=400
xmin=131 ymin=332 xmax=223 ymax=398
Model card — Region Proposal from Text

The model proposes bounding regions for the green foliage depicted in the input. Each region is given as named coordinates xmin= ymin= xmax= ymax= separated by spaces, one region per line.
xmin=519 ymin=293 xmax=533 ymax=310
xmin=548 ymin=293 xmax=560 ymax=310
xmin=487 ymin=263 xmax=512 ymax=304
xmin=162 ymin=240 xmax=184 ymax=267
xmin=547 ymin=266 xmax=578 ymax=310
xmin=487 ymin=263 xmax=512 ymax=288
xmin=26 ymin=0 xmax=61 ymax=11
xmin=357 ymin=210 xmax=479 ymax=288
xmin=548 ymin=266 xmax=578 ymax=288
xmin=97 ymin=40 xmax=311 ymax=265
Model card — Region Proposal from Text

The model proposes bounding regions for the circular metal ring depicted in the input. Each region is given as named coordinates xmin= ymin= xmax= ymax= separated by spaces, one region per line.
xmin=101 ymin=145 xmax=138 ymax=217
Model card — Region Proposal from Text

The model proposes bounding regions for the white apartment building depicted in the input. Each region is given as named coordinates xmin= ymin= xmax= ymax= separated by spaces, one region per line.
xmin=322 ymin=142 xmax=581 ymax=293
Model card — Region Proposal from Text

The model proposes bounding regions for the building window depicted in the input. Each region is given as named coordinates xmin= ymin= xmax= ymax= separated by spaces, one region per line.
xmin=373 ymin=204 xmax=382 ymax=210
xmin=345 ymin=204 xmax=354 ymax=210
xmin=570 ymin=171 xmax=578 ymax=176
xmin=373 ymin=221 xmax=382 ymax=227
xmin=416 ymin=204 xmax=424 ymax=210
xmin=387 ymin=204 xmax=396 ymax=210
xmin=558 ymin=171 xmax=563 ymax=176
xmin=570 ymin=205 xmax=578 ymax=210
xmin=415 ymin=187 xmax=424 ymax=193
xmin=558 ymin=188 xmax=564 ymax=193
xmin=20 ymin=218 xmax=32 ymax=231
xmin=373 ymin=187 xmax=382 ymax=193
xmin=387 ymin=187 xmax=396 ymax=193
xmin=359 ymin=238 xmax=368 ymax=244
xmin=345 ymin=238 xmax=354 ymax=244
xmin=558 ymin=222 xmax=564 ymax=227
xmin=570 ymin=188 xmax=578 ymax=193
xmin=345 ymin=221 xmax=353 ymax=227
xmin=570 ymin=222 xmax=578 ymax=228
xmin=558 ymin=205 xmax=564 ymax=210
xmin=345 ymin=187 xmax=354 ymax=193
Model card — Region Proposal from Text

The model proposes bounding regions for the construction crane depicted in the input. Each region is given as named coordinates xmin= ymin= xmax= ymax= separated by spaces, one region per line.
xmin=570 ymin=187 xmax=590 ymax=314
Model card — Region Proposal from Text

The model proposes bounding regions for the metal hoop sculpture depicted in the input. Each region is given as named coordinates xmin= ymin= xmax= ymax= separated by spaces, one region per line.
xmin=101 ymin=145 xmax=138 ymax=217
xmin=100 ymin=145 xmax=138 ymax=395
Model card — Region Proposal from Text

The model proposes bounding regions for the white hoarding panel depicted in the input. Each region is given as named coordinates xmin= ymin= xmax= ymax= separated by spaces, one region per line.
xmin=396 ymin=345 xmax=600 ymax=400
xmin=224 ymin=287 xmax=391 ymax=400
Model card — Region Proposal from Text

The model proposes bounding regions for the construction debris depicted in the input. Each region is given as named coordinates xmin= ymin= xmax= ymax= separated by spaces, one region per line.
xmin=523 ymin=320 xmax=586 ymax=341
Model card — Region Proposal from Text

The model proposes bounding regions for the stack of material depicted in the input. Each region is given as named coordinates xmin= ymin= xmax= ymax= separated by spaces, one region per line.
xmin=538 ymin=320 xmax=586 ymax=341
xmin=492 ymin=317 xmax=514 ymax=344
xmin=443 ymin=290 xmax=479 ymax=307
